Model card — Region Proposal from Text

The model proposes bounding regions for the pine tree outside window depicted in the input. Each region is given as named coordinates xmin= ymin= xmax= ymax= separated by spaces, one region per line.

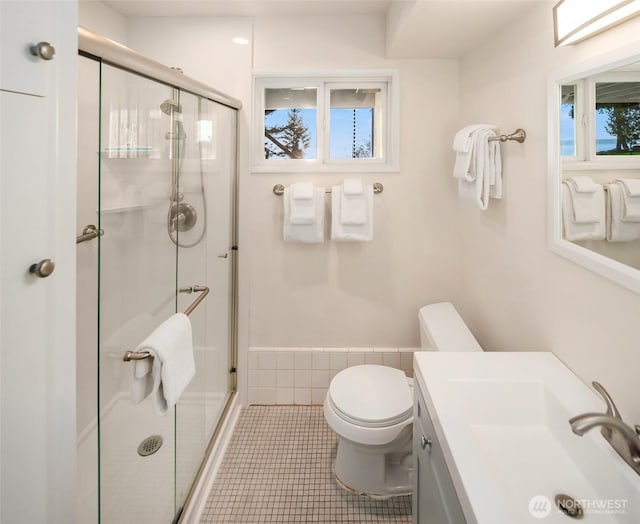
xmin=253 ymin=73 xmax=399 ymax=173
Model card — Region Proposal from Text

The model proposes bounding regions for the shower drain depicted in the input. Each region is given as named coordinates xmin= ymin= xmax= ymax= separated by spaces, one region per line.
xmin=137 ymin=435 xmax=163 ymax=457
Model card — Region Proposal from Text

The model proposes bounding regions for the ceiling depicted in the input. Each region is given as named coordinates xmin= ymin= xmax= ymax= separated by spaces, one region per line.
xmin=98 ymin=0 xmax=553 ymax=58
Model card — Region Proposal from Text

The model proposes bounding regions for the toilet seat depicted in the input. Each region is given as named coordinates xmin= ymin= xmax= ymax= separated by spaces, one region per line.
xmin=327 ymin=365 xmax=412 ymax=427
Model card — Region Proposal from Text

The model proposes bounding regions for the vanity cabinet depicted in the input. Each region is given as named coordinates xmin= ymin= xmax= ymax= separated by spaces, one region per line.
xmin=413 ymin=380 xmax=466 ymax=524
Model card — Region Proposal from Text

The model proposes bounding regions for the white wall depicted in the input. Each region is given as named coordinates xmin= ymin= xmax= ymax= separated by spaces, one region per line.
xmin=124 ymin=15 xmax=460 ymax=357
xmin=457 ymin=4 xmax=640 ymax=421
xmin=79 ymin=0 xmax=128 ymax=44
xmin=249 ymin=15 xmax=460 ymax=348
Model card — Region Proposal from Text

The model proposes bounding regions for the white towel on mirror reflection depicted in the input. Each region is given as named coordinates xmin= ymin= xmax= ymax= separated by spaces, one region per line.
xmin=331 ymin=184 xmax=373 ymax=241
xmin=606 ymin=183 xmax=640 ymax=241
xmin=453 ymin=126 xmax=502 ymax=210
xmin=616 ymin=178 xmax=640 ymax=221
xmin=565 ymin=176 xmax=602 ymax=223
xmin=283 ymin=186 xmax=324 ymax=243
xmin=567 ymin=176 xmax=598 ymax=194
xmin=561 ymin=183 xmax=605 ymax=241
xmin=131 ymin=313 xmax=195 ymax=416
xmin=341 ymin=178 xmax=366 ymax=225
xmin=289 ymin=182 xmax=316 ymax=224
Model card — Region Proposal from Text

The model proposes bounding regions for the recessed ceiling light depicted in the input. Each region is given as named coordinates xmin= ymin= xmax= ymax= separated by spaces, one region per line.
xmin=232 ymin=37 xmax=249 ymax=45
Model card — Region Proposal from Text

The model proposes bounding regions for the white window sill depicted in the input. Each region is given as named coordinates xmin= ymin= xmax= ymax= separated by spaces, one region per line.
xmin=562 ymin=158 xmax=640 ymax=171
xmin=251 ymin=161 xmax=399 ymax=174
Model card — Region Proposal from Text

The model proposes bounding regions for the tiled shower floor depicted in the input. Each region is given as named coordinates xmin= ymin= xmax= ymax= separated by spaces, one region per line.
xmin=201 ymin=406 xmax=412 ymax=523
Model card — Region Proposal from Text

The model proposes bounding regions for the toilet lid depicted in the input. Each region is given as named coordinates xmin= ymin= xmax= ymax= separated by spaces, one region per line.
xmin=328 ymin=365 xmax=412 ymax=427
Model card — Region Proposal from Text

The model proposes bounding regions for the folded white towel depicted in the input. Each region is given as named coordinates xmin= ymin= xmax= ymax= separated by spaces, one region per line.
xmin=456 ymin=126 xmax=502 ymax=209
xmin=131 ymin=313 xmax=195 ymax=416
xmin=565 ymin=176 xmax=602 ymax=224
xmin=561 ymin=183 xmax=605 ymax=241
xmin=567 ymin=176 xmax=598 ymax=193
xmin=289 ymin=183 xmax=317 ymax=225
xmin=292 ymin=181 xmax=314 ymax=200
xmin=283 ymin=186 xmax=324 ymax=243
xmin=606 ymin=183 xmax=640 ymax=241
xmin=616 ymin=178 xmax=640 ymax=221
xmin=617 ymin=178 xmax=640 ymax=197
xmin=340 ymin=179 xmax=367 ymax=225
xmin=331 ymin=184 xmax=373 ymax=241
xmin=343 ymin=178 xmax=364 ymax=196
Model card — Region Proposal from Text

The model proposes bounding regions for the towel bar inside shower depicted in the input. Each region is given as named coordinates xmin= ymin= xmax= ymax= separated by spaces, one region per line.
xmin=122 ymin=285 xmax=209 ymax=362
xmin=272 ymin=182 xmax=383 ymax=195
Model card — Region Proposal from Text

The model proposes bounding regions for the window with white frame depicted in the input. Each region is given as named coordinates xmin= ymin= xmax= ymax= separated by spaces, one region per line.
xmin=253 ymin=73 xmax=398 ymax=172
xmin=562 ymin=72 xmax=640 ymax=165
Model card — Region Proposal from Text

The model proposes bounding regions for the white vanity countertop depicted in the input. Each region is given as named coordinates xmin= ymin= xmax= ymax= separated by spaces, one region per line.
xmin=413 ymin=351 xmax=640 ymax=524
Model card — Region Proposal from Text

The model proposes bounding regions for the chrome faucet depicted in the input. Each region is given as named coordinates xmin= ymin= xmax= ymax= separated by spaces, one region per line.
xmin=569 ymin=382 xmax=640 ymax=476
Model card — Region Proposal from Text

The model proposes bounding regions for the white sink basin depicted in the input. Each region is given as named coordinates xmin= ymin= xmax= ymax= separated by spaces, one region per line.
xmin=413 ymin=352 xmax=640 ymax=524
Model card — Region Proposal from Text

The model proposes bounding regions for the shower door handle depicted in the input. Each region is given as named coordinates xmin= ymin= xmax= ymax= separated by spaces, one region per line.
xmin=217 ymin=253 xmax=228 ymax=259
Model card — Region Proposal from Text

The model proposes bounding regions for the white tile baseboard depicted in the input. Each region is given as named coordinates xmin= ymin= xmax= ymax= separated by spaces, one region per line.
xmin=247 ymin=347 xmax=418 ymax=405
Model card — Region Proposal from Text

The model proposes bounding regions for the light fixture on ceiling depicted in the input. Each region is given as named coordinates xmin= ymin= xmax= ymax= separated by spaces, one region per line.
xmin=554 ymin=0 xmax=640 ymax=46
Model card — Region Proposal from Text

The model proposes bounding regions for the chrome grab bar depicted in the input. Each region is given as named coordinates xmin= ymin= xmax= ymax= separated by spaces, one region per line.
xmin=76 ymin=224 xmax=104 ymax=244
xmin=122 ymin=285 xmax=209 ymax=362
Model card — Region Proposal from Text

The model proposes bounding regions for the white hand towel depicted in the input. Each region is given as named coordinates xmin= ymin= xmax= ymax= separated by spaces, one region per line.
xmin=606 ymin=183 xmax=640 ymax=241
xmin=453 ymin=124 xmax=496 ymax=181
xmin=283 ymin=186 xmax=324 ymax=243
xmin=456 ymin=127 xmax=501 ymax=209
xmin=292 ymin=181 xmax=314 ymax=200
xmin=568 ymin=176 xmax=598 ymax=193
xmin=565 ymin=176 xmax=603 ymax=223
xmin=343 ymin=178 xmax=364 ymax=196
xmin=616 ymin=178 xmax=640 ymax=221
xmin=289 ymin=182 xmax=317 ymax=225
xmin=562 ymin=183 xmax=605 ymax=241
xmin=340 ymin=179 xmax=367 ymax=225
xmin=617 ymin=178 xmax=640 ymax=196
xmin=331 ymin=184 xmax=373 ymax=241
xmin=131 ymin=313 xmax=195 ymax=416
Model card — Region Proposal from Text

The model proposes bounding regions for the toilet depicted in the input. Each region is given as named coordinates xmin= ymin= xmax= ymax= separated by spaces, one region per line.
xmin=323 ymin=302 xmax=482 ymax=498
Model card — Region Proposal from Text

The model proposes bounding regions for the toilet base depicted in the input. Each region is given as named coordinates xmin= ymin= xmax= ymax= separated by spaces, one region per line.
xmin=332 ymin=425 xmax=413 ymax=498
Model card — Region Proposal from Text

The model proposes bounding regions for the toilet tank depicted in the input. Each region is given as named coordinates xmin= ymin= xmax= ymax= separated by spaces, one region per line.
xmin=418 ymin=302 xmax=482 ymax=352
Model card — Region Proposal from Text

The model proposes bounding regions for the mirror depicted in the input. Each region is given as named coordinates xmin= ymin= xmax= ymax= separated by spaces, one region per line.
xmin=549 ymin=43 xmax=640 ymax=294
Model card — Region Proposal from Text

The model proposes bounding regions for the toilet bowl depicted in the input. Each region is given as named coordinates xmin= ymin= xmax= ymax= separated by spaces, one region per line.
xmin=323 ymin=302 xmax=482 ymax=498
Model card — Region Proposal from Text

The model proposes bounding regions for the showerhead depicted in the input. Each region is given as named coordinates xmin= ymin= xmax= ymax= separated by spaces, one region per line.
xmin=160 ymin=98 xmax=181 ymax=115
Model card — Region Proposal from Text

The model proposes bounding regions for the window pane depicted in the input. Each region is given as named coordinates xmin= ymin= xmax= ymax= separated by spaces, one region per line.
xmin=329 ymin=88 xmax=382 ymax=159
xmin=560 ymin=84 xmax=576 ymax=157
xmin=595 ymin=82 xmax=640 ymax=156
xmin=264 ymin=88 xmax=316 ymax=160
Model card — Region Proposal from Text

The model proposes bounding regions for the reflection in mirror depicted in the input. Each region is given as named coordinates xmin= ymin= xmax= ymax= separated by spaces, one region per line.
xmin=558 ymin=61 xmax=640 ymax=275
xmin=549 ymin=46 xmax=640 ymax=294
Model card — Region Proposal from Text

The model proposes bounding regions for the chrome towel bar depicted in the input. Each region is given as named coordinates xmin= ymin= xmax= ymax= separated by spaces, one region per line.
xmin=487 ymin=128 xmax=526 ymax=143
xmin=122 ymin=285 xmax=209 ymax=362
xmin=273 ymin=182 xmax=383 ymax=196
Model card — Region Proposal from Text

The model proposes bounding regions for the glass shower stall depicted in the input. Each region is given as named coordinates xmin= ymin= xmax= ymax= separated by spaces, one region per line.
xmin=75 ymin=28 xmax=239 ymax=523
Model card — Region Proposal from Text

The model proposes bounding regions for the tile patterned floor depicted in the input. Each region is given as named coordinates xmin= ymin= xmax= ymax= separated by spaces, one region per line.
xmin=201 ymin=406 xmax=412 ymax=523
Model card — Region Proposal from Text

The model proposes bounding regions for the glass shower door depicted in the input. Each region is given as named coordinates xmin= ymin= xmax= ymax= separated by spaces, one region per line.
xmin=98 ymin=63 xmax=178 ymax=523
xmin=174 ymin=93 xmax=237 ymax=510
